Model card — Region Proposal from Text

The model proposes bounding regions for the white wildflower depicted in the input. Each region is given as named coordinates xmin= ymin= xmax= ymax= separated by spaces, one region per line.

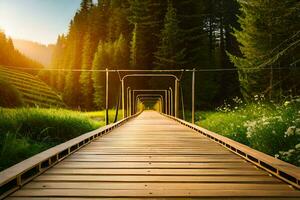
xmin=263 ymin=122 xmax=270 ymax=125
xmin=295 ymin=143 xmax=300 ymax=149
xmin=285 ymin=126 xmax=296 ymax=137
xmin=284 ymin=101 xmax=290 ymax=106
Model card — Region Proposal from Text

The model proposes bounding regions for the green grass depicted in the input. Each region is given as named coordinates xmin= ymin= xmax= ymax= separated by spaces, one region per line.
xmin=0 ymin=108 xmax=101 ymax=171
xmin=0 ymin=66 xmax=65 ymax=108
xmin=83 ymin=109 xmax=123 ymax=123
xmin=195 ymin=98 xmax=300 ymax=166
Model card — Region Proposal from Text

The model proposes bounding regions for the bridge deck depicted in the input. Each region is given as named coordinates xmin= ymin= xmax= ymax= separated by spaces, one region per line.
xmin=7 ymin=111 xmax=300 ymax=199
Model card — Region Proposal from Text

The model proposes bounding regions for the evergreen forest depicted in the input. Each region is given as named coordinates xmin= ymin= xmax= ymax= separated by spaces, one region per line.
xmin=46 ymin=0 xmax=300 ymax=111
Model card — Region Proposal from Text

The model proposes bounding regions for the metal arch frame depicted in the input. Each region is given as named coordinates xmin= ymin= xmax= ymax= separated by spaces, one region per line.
xmin=121 ymin=74 xmax=180 ymax=81
xmin=135 ymin=97 xmax=162 ymax=112
xmin=103 ymin=69 xmax=196 ymax=124
xmin=132 ymin=90 xmax=169 ymax=115
xmin=121 ymin=74 xmax=180 ymax=119
xmin=137 ymin=98 xmax=162 ymax=113
xmin=134 ymin=93 xmax=165 ymax=114
xmin=128 ymin=92 xmax=164 ymax=116
xmin=139 ymin=100 xmax=162 ymax=113
xmin=137 ymin=96 xmax=163 ymax=113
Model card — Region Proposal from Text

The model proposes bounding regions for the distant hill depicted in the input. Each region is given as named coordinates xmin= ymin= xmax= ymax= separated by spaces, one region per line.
xmin=13 ymin=39 xmax=54 ymax=67
xmin=0 ymin=32 xmax=42 ymax=75
xmin=0 ymin=66 xmax=65 ymax=108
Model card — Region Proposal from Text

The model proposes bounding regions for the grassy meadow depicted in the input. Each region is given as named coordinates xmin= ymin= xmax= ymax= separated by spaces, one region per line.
xmin=195 ymin=97 xmax=300 ymax=166
xmin=0 ymin=108 xmax=102 ymax=170
xmin=83 ymin=109 xmax=123 ymax=123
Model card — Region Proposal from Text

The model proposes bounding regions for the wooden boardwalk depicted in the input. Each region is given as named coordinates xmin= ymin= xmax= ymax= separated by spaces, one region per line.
xmin=6 ymin=111 xmax=300 ymax=199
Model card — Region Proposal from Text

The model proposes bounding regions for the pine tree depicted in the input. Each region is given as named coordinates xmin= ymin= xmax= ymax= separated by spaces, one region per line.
xmin=63 ymin=0 xmax=94 ymax=108
xmin=80 ymin=33 xmax=94 ymax=110
xmin=114 ymin=34 xmax=130 ymax=68
xmin=80 ymin=0 xmax=93 ymax=12
xmin=172 ymin=0 xmax=207 ymax=67
xmin=154 ymin=2 xmax=186 ymax=68
xmin=107 ymin=1 xmax=131 ymax=43
xmin=204 ymin=0 xmax=241 ymax=103
xmin=129 ymin=0 xmax=166 ymax=68
xmin=229 ymin=0 xmax=300 ymax=100
xmin=92 ymin=42 xmax=113 ymax=109
xmin=49 ymin=35 xmax=66 ymax=92
xmin=56 ymin=35 xmax=67 ymax=92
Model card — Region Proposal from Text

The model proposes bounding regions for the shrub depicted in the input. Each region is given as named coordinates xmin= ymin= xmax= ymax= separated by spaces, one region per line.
xmin=197 ymin=97 xmax=300 ymax=166
xmin=0 ymin=79 xmax=24 ymax=108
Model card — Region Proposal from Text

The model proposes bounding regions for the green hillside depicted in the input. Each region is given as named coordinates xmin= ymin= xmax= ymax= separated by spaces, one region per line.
xmin=0 ymin=66 xmax=65 ymax=108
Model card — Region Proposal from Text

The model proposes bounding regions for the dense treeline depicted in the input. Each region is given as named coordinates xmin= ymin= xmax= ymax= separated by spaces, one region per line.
xmin=229 ymin=0 xmax=300 ymax=101
xmin=0 ymin=32 xmax=42 ymax=74
xmin=49 ymin=0 xmax=300 ymax=111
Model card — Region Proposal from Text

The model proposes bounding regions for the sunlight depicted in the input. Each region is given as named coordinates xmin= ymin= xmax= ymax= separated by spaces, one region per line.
xmin=0 ymin=0 xmax=81 ymax=45
xmin=0 ymin=6 xmax=35 ymax=42
xmin=0 ymin=9 xmax=16 ymax=36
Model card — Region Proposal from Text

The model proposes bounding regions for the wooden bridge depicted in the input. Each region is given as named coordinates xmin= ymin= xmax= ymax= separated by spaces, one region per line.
xmin=1 ymin=111 xmax=300 ymax=199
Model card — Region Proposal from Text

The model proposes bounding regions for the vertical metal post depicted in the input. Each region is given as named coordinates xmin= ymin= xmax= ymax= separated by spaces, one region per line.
xmin=105 ymin=68 xmax=109 ymax=125
xmin=169 ymin=87 xmax=173 ymax=116
xmin=121 ymin=79 xmax=125 ymax=119
xmin=175 ymin=79 xmax=179 ymax=118
xmin=136 ymin=98 xmax=138 ymax=113
xmin=180 ymin=83 xmax=185 ymax=120
xmin=168 ymin=90 xmax=171 ymax=115
xmin=132 ymin=91 xmax=135 ymax=114
xmin=129 ymin=89 xmax=131 ymax=116
xmin=126 ymin=87 xmax=130 ymax=117
xmin=192 ymin=68 xmax=195 ymax=124
xmin=165 ymin=90 xmax=168 ymax=114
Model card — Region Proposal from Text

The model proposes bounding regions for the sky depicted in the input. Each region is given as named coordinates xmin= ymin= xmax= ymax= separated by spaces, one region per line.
xmin=0 ymin=0 xmax=88 ymax=45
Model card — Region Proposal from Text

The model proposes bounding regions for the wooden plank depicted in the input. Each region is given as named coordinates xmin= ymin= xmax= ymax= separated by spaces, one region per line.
xmin=75 ymin=151 xmax=233 ymax=155
xmin=55 ymin=162 xmax=253 ymax=169
xmin=80 ymin=146 xmax=229 ymax=149
xmin=6 ymin=197 xmax=300 ymax=200
xmin=34 ymin=175 xmax=281 ymax=183
xmin=68 ymin=154 xmax=242 ymax=159
xmin=66 ymin=155 xmax=244 ymax=162
xmin=11 ymin=189 xmax=300 ymax=197
xmin=24 ymin=182 xmax=292 ymax=190
xmin=45 ymin=168 xmax=266 ymax=176
xmin=7 ymin=198 xmax=300 ymax=200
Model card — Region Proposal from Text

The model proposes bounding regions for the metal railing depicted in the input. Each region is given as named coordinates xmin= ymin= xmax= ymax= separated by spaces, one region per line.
xmin=0 ymin=112 xmax=141 ymax=199
xmin=162 ymin=113 xmax=300 ymax=190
